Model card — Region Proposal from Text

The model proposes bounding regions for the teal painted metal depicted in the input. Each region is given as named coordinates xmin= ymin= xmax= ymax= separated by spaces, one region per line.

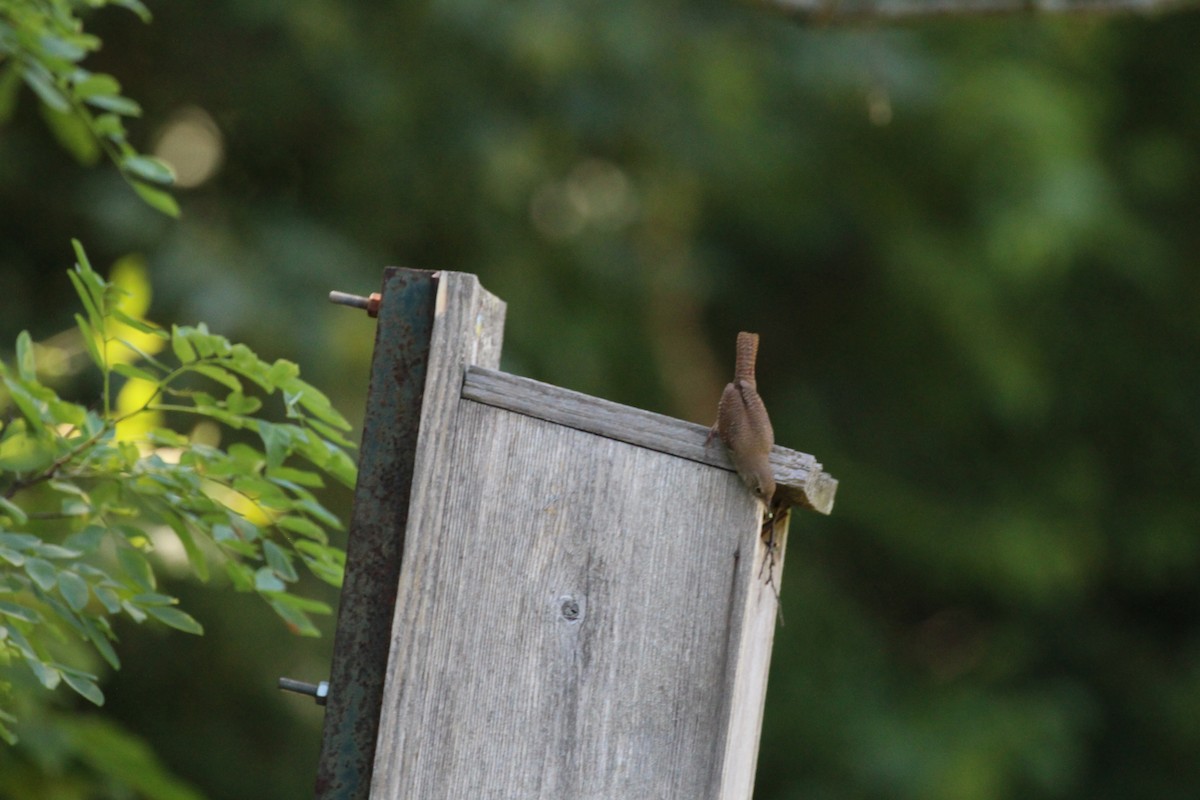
xmin=315 ymin=268 xmax=437 ymax=800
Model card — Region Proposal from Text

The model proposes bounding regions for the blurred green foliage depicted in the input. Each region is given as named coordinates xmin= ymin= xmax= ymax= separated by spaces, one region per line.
xmin=2 ymin=0 xmax=1200 ymax=798
xmin=0 ymin=0 xmax=179 ymax=215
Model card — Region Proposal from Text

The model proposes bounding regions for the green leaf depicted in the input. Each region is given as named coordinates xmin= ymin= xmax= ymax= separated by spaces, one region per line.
xmin=111 ymin=308 xmax=167 ymax=337
xmin=267 ymin=465 xmax=325 ymax=488
xmin=113 ymin=362 xmax=159 ymax=383
xmin=39 ymin=34 xmax=90 ymax=62
xmin=72 ymin=240 xmax=103 ymax=288
xmin=145 ymin=606 xmax=203 ymax=634
xmin=224 ymin=560 xmax=254 ymax=591
xmin=73 ymin=72 xmax=121 ymax=100
xmin=253 ymin=567 xmax=286 ymax=593
xmin=0 ymin=600 xmax=41 ymax=623
xmin=130 ymin=180 xmax=180 ymax=218
xmin=2 ymin=377 xmax=48 ymax=429
xmin=95 ymin=585 xmax=122 ymax=614
xmin=5 ymin=624 xmax=38 ymax=660
xmin=22 ymin=63 xmax=69 ymax=112
xmin=149 ymin=503 xmax=210 ymax=581
xmin=92 ymin=112 xmax=125 ymax=142
xmin=86 ymin=93 xmax=141 ymax=116
xmin=40 ymin=102 xmax=101 ymax=165
xmin=65 ymin=524 xmax=107 ymax=553
xmin=122 ymin=155 xmax=175 ymax=185
xmin=58 ymin=571 xmax=90 ymax=612
xmin=257 ymin=421 xmax=290 ymax=468
xmin=262 ymin=540 xmax=297 ymax=582
xmin=121 ymin=600 xmax=148 ymax=623
xmin=282 ymin=378 xmax=351 ymax=430
xmin=68 ymin=265 xmax=103 ymax=324
xmin=295 ymin=540 xmax=345 ymax=587
xmin=266 ymin=594 xmax=324 ymax=637
xmin=112 ymin=0 xmax=154 ymax=23
xmin=35 ymin=541 xmax=83 ymax=559
xmin=25 ymin=557 xmax=58 ymax=591
xmin=170 ymin=327 xmax=197 ymax=363
xmin=266 ymin=359 xmax=301 ymax=387
xmin=61 ymin=670 xmax=105 ymax=705
xmin=275 ymin=515 xmax=327 ymax=543
xmin=15 ymin=330 xmax=35 ymax=380
xmin=224 ymin=391 xmax=261 ymax=415
xmin=115 ymin=337 xmax=170 ymax=370
xmin=305 ymin=417 xmax=357 ymax=449
xmin=322 ymin=447 xmax=358 ymax=489
xmin=82 ymin=617 xmax=121 ymax=670
xmin=296 ymin=498 xmax=342 ymax=529
xmin=131 ymin=592 xmax=181 ymax=607
xmin=0 ymin=497 xmax=29 ymax=526
xmin=74 ymin=313 xmax=105 ymax=369
xmin=190 ymin=363 xmax=241 ymax=392
xmin=116 ymin=547 xmax=155 ymax=591
xmin=27 ymin=658 xmax=62 ymax=691
xmin=48 ymin=397 xmax=88 ymax=428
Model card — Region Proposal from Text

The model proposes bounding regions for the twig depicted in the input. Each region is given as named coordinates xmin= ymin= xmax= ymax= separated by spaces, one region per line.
xmin=760 ymin=0 xmax=1198 ymax=24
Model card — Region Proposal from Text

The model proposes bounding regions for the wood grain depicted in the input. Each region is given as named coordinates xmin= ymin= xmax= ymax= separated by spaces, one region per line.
xmin=463 ymin=366 xmax=837 ymax=514
xmin=373 ymin=400 xmax=780 ymax=799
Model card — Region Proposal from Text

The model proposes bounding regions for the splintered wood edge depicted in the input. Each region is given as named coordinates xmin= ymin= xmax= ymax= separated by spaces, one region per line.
xmin=461 ymin=366 xmax=838 ymax=515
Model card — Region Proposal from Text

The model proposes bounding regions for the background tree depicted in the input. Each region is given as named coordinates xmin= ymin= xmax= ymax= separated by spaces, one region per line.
xmin=4 ymin=0 xmax=1200 ymax=798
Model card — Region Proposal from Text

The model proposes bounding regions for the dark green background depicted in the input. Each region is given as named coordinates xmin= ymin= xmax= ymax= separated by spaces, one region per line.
xmin=3 ymin=2 xmax=1200 ymax=798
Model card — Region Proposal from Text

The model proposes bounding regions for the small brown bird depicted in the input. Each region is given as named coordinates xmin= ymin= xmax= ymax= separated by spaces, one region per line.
xmin=710 ymin=331 xmax=775 ymax=505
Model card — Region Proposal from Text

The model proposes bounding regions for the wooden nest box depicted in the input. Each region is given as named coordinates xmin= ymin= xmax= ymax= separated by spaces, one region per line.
xmin=313 ymin=268 xmax=837 ymax=800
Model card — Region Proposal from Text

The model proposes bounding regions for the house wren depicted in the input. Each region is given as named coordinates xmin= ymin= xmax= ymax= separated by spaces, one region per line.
xmin=711 ymin=331 xmax=775 ymax=505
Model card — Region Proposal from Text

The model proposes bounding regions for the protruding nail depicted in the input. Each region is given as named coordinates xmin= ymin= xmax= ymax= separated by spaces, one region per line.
xmin=278 ymin=676 xmax=330 ymax=705
xmin=329 ymin=291 xmax=382 ymax=318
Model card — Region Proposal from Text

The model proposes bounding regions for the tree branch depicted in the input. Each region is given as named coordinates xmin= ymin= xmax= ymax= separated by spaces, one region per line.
xmin=760 ymin=0 xmax=1199 ymax=23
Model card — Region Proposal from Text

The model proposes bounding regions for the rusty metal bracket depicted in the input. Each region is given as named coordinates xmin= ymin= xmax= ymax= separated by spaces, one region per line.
xmin=315 ymin=269 xmax=437 ymax=800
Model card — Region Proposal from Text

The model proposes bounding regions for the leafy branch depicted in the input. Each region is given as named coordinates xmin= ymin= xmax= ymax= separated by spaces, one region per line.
xmin=0 ymin=0 xmax=179 ymax=215
xmin=0 ymin=241 xmax=355 ymax=743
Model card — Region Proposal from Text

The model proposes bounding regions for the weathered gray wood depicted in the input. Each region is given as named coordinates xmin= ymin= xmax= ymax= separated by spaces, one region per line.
xmin=370 ymin=272 xmax=507 ymax=796
xmin=369 ymin=273 xmax=823 ymax=799
xmin=463 ymin=366 xmax=837 ymax=515
xmin=373 ymin=400 xmax=782 ymax=799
